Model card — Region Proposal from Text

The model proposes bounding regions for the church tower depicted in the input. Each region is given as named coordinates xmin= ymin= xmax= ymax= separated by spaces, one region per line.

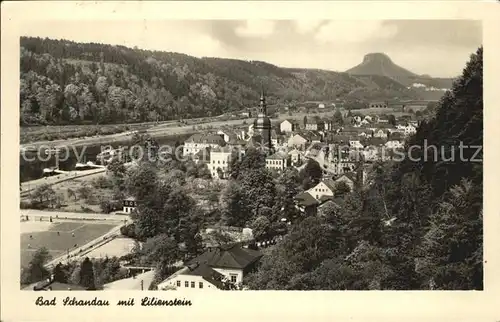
xmin=253 ymin=89 xmax=272 ymax=150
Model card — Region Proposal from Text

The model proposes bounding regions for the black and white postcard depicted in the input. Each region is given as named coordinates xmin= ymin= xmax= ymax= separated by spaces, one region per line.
xmin=1 ymin=1 xmax=499 ymax=322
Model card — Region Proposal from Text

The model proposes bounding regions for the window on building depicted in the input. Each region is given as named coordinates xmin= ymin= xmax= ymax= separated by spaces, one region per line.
xmin=191 ymin=281 xmax=195 ymax=288
xmin=185 ymin=281 xmax=189 ymax=287
xmin=230 ymin=274 xmax=237 ymax=283
xmin=199 ymin=282 xmax=203 ymax=289
xmin=177 ymin=280 xmax=181 ymax=287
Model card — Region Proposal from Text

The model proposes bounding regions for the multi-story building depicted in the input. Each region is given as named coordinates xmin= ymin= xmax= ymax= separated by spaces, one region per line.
xmin=122 ymin=197 xmax=137 ymax=214
xmin=183 ymin=133 xmax=226 ymax=156
xmin=209 ymin=146 xmax=234 ymax=179
xmin=265 ymin=151 xmax=289 ymax=173
xmin=305 ymin=116 xmax=325 ymax=131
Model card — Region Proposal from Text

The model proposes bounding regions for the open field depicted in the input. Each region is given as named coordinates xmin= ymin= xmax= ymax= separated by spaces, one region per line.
xmin=21 ymin=220 xmax=118 ymax=267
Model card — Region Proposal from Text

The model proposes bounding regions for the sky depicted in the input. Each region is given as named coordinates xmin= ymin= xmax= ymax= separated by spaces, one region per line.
xmin=23 ymin=20 xmax=482 ymax=78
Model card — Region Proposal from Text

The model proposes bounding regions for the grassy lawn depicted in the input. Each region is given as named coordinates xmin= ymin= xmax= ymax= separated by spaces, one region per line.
xmin=20 ymin=221 xmax=118 ymax=267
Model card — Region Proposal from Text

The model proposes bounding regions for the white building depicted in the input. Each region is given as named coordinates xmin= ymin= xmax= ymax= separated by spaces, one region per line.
xmin=122 ymin=197 xmax=136 ymax=214
xmin=287 ymin=134 xmax=308 ymax=149
xmin=373 ymin=129 xmax=388 ymax=139
xmin=265 ymin=151 xmax=289 ymax=173
xmin=157 ymin=244 xmax=262 ymax=291
xmin=217 ymin=129 xmax=241 ymax=143
xmin=404 ymin=124 xmax=417 ymax=136
xmin=349 ymin=140 xmax=364 ymax=150
xmin=385 ymin=140 xmax=404 ymax=149
xmin=280 ymin=119 xmax=298 ymax=133
xmin=307 ymin=179 xmax=336 ymax=201
xmin=209 ymin=146 xmax=233 ymax=179
xmin=157 ymin=266 xmax=222 ymax=291
xmin=183 ymin=133 xmax=226 ymax=156
xmin=359 ymin=131 xmax=372 ymax=138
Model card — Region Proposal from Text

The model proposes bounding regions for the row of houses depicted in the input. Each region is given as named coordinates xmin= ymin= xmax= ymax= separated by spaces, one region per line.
xmin=280 ymin=117 xmax=417 ymax=135
xmin=182 ymin=129 xmax=407 ymax=179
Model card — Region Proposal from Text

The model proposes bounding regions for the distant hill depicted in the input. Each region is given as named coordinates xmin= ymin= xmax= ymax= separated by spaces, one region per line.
xmin=346 ymin=53 xmax=417 ymax=79
xmin=346 ymin=53 xmax=455 ymax=92
xmin=20 ymin=37 xmax=440 ymax=126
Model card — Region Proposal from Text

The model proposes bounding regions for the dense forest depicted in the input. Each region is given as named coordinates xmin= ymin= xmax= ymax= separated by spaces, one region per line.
xmin=246 ymin=47 xmax=483 ymax=290
xmin=20 ymin=36 xmax=427 ymax=126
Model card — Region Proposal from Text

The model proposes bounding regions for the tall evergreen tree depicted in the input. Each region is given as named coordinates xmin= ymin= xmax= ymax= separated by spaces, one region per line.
xmin=79 ymin=257 xmax=96 ymax=290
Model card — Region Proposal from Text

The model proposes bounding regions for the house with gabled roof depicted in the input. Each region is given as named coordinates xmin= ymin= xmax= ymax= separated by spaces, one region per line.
xmin=294 ymin=191 xmax=319 ymax=216
xmin=287 ymin=148 xmax=303 ymax=165
xmin=287 ymin=133 xmax=309 ymax=149
xmin=373 ymin=129 xmax=389 ymax=139
xmin=280 ymin=119 xmax=299 ymax=133
xmin=307 ymin=178 xmax=337 ymax=201
xmin=335 ymin=172 xmax=359 ymax=190
xmin=217 ymin=128 xmax=241 ymax=143
xmin=157 ymin=243 xmax=262 ymax=291
xmin=318 ymin=197 xmax=346 ymax=217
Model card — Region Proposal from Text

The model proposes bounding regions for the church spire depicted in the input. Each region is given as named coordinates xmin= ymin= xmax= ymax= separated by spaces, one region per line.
xmin=259 ymin=87 xmax=267 ymax=115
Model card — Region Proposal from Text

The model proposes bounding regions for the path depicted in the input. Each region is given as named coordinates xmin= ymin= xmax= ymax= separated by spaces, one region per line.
xmin=20 ymin=209 xmax=130 ymax=222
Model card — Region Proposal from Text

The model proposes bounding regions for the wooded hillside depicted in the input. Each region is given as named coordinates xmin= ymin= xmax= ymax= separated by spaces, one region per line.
xmin=20 ymin=37 xmax=426 ymax=126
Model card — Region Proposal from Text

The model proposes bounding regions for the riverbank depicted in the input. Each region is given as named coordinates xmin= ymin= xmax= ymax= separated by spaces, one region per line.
xmin=20 ymin=168 xmax=106 ymax=195
xmin=20 ymin=110 xmax=341 ymax=150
